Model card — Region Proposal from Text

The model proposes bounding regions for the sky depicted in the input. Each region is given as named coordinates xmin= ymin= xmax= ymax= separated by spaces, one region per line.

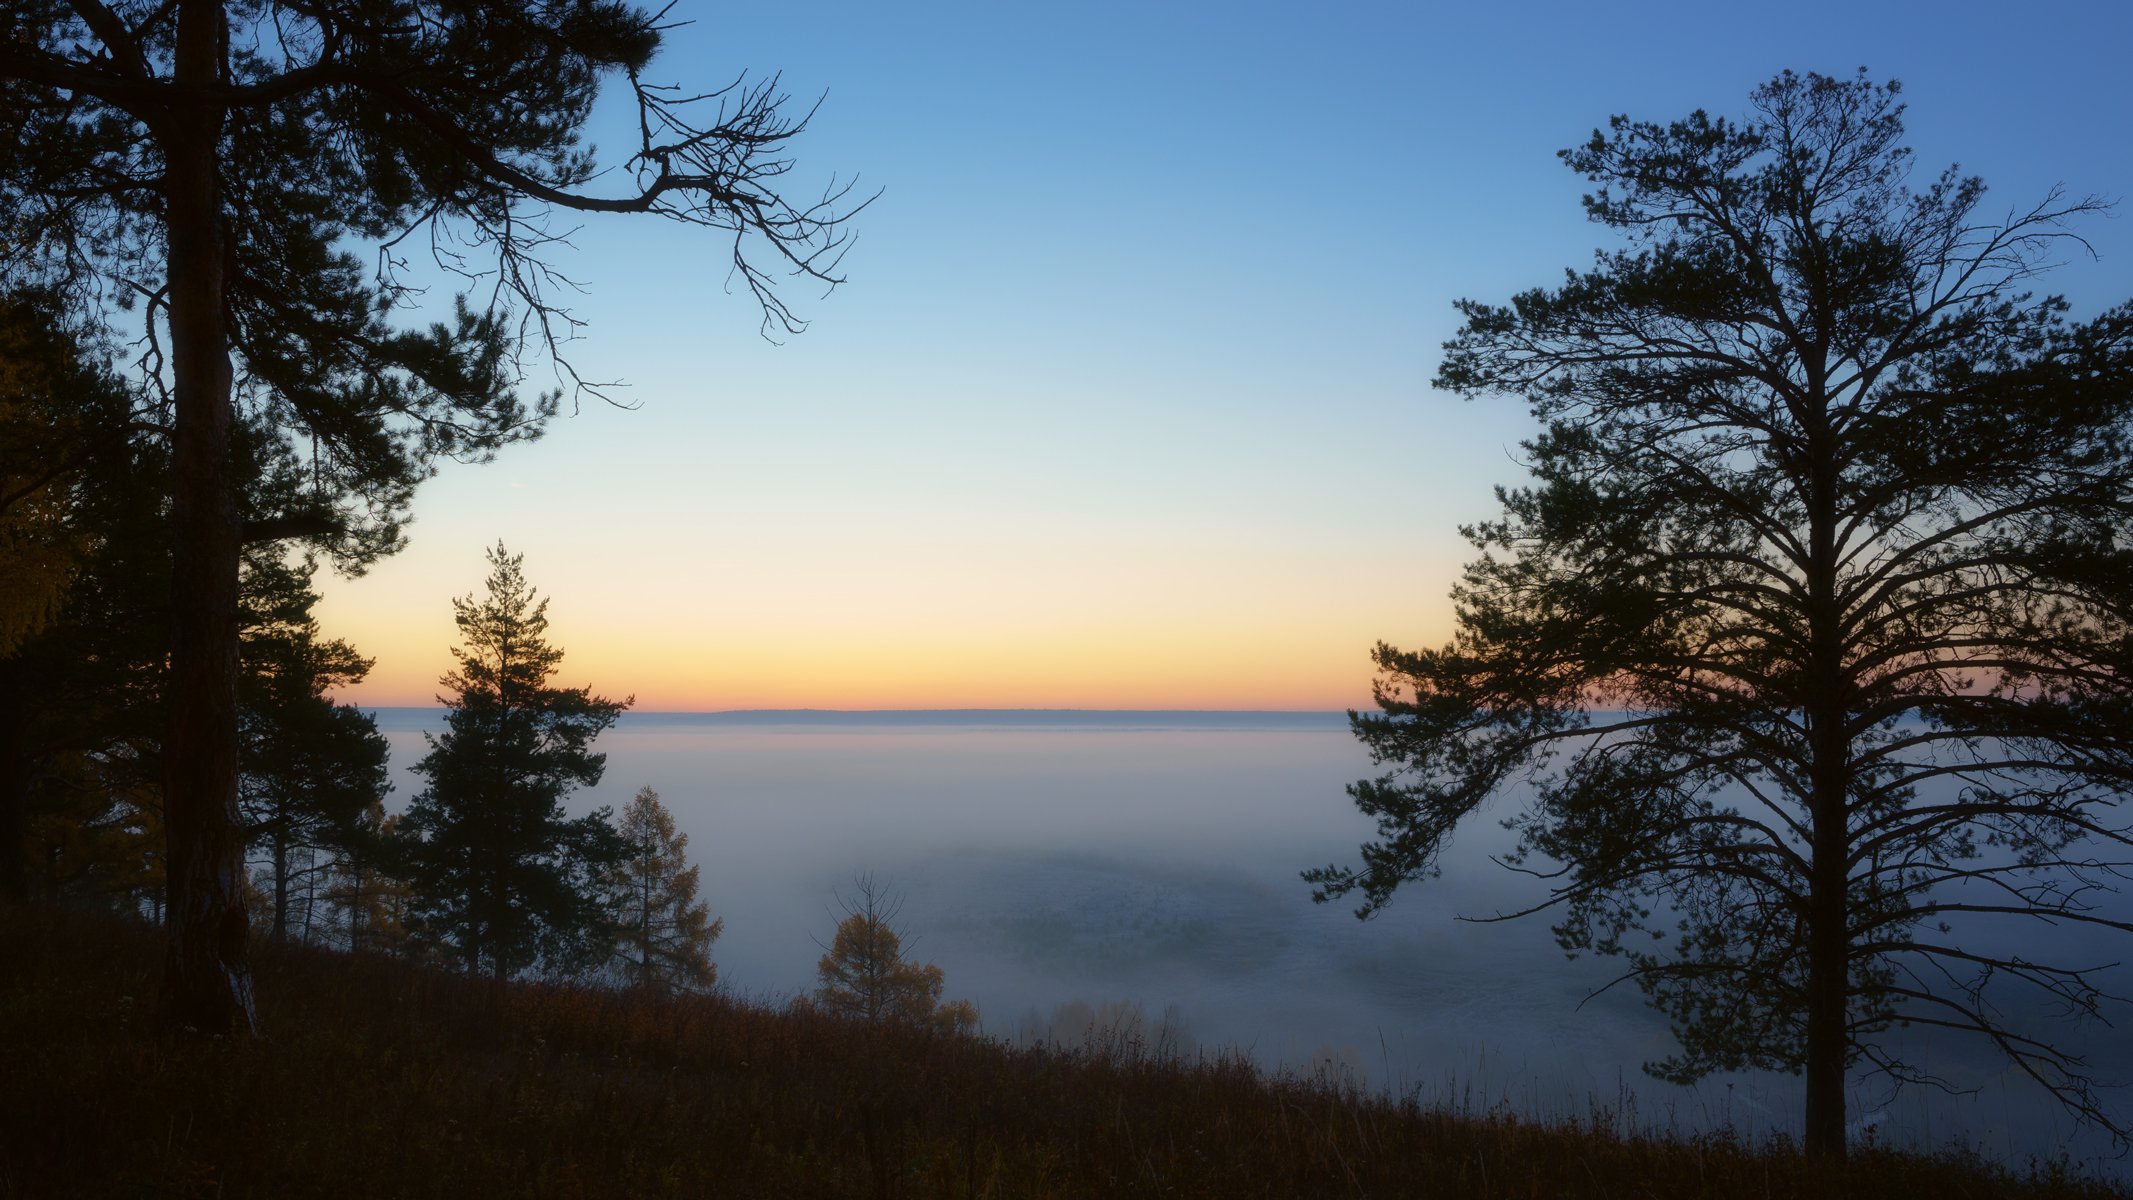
xmin=312 ymin=0 xmax=2133 ymax=711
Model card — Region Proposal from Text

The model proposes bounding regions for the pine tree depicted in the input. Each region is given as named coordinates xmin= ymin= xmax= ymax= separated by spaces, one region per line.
xmin=1308 ymin=71 xmax=2133 ymax=1155
xmin=606 ymin=787 xmax=720 ymax=993
xmin=238 ymin=552 xmax=390 ymax=943
xmin=0 ymin=293 xmax=166 ymax=907
xmin=0 ymin=293 xmax=101 ymax=656
xmin=399 ymin=544 xmax=627 ymax=980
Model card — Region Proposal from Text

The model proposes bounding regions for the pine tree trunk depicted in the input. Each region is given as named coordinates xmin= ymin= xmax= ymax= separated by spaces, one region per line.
xmin=1801 ymin=412 xmax=1847 ymax=1160
xmin=158 ymin=0 xmax=256 ymax=1037
xmin=299 ymin=862 xmax=317 ymax=942
xmin=1804 ymin=736 xmax=1850 ymax=1159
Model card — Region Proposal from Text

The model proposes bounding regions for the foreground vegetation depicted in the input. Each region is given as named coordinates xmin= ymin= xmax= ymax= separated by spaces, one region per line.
xmin=1 ymin=906 xmax=2120 ymax=1199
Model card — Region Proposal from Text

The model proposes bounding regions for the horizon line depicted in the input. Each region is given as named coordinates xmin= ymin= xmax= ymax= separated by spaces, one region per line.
xmin=358 ymin=705 xmax=1358 ymax=715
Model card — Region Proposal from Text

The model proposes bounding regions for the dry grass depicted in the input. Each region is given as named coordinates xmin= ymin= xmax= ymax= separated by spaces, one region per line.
xmin=0 ymin=903 xmax=2119 ymax=1199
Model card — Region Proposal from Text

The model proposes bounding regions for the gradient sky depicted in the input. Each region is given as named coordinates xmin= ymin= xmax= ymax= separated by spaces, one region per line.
xmin=312 ymin=0 xmax=2133 ymax=711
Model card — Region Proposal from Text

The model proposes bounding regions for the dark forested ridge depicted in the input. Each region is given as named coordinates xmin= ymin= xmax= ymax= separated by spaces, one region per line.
xmin=2 ymin=904 xmax=2121 ymax=1200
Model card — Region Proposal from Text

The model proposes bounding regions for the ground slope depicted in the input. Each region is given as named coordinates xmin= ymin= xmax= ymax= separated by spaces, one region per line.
xmin=0 ymin=905 xmax=2117 ymax=1198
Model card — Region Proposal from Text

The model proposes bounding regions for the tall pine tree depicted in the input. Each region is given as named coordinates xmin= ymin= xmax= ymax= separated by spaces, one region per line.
xmin=400 ymin=544 xmax=626 ymax=980
xmin=0 ymin=293 xmax=167 ymax=908
xmin=1308 ymin=71 xmax=2133 ymax=1155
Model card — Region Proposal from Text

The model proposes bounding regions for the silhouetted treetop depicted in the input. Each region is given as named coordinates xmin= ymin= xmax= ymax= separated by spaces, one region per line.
xmin=401 ymin=543 xmax=627 ymax=980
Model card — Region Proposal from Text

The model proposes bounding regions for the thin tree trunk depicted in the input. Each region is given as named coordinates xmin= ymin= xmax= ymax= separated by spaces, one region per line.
xmin=158 ymin=0 xmax=255 ymax=1036
xmin=299 ymin=855 xmax=317 ymax=943
xmin=271 ymin=826 xmax=289 ymax=943
xmin=639 ymin=846 xmax=653 ymax=990
xmin=346 ymin=848 xmax=367 ymax=954
xmin=491 ymin=850 xmax=507 ymax=981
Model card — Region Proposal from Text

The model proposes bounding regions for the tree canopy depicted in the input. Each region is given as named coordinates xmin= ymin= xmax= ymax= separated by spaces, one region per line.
xmin=1306 ymin=70 xmax=2133 ymax=1158
xmin=0 ymin=293 xmax=166 ymax=907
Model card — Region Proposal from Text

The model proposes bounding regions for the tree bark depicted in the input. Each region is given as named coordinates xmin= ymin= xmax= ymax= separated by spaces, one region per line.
xmin=157 ymin=0 xmax=256 ymax=1036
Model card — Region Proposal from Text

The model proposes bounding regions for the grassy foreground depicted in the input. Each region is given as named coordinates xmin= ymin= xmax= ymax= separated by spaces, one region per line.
xmin=0 ymin=904 xmax=2119 ymax=1199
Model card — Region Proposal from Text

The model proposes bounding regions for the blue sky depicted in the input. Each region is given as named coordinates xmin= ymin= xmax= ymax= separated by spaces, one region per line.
xmin=315 ymin=0 xmax=2133 ymax=709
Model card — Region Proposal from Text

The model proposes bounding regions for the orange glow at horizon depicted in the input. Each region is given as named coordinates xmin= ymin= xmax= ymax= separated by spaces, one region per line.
xmin=328 ymin=613 xmax=1451 ymax=712
xmin=314 ymin=530 xmax=1466 ymax=713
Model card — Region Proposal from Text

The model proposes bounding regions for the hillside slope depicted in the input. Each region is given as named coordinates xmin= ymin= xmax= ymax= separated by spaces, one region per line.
xmin=0 ymin=905 xmax=2117 ymax=1199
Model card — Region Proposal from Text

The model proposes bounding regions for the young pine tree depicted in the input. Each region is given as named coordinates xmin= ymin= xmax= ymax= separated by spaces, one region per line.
xmin=399 ymin=544 xmax=628 ymax=980
xmin=607 ymin=787 xmax=721 ymax=993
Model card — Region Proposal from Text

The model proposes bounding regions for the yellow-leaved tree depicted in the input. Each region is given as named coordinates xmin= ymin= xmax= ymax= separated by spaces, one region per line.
xmin=607 ymin=787 xmax=721 ymax=993
xmin=814 ymin=876 xmax=976 ymax=1034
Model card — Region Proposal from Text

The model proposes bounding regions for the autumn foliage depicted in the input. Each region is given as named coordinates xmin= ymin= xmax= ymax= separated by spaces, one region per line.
xmin=606 ymin=786 xmax=721 ymax=992
xmin=813 ymin=876 xmax=977 ymax=1034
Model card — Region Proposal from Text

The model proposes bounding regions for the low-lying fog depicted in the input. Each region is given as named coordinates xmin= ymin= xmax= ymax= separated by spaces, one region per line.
xmin=369 ymin=709 xmax=2131 ymax=1175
